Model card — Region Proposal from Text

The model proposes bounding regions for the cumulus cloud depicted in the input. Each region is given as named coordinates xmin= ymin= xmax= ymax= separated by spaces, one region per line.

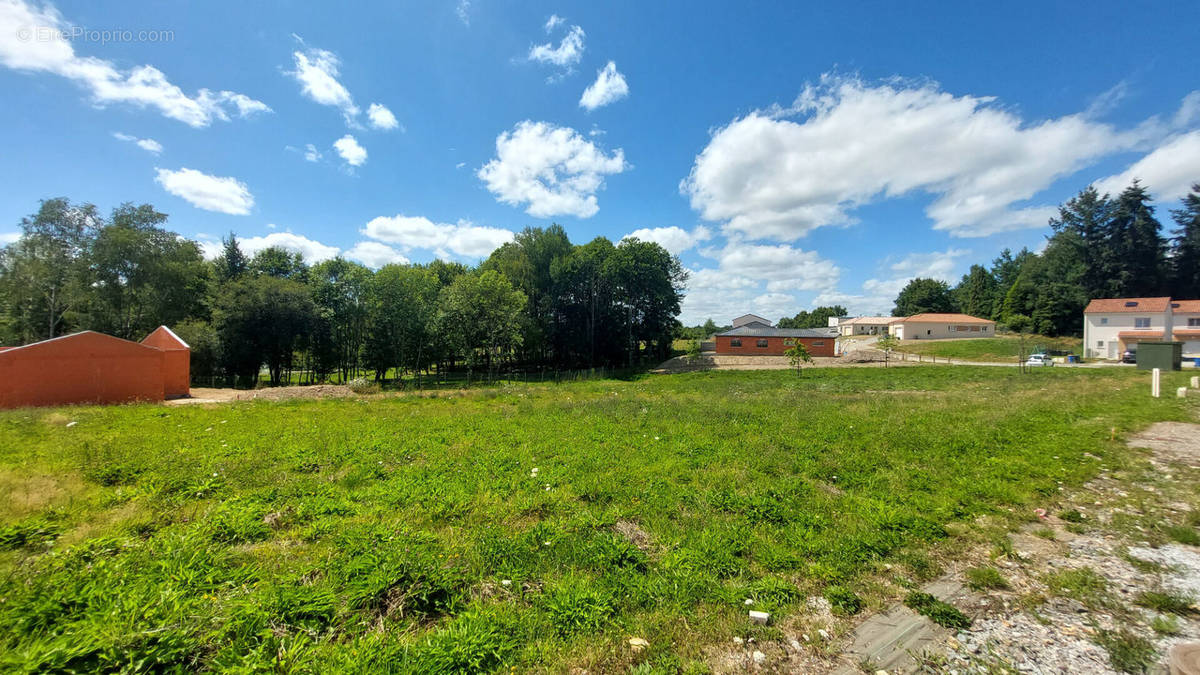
xmin=367 ymin=103 xmax=399 ymax=130
xmin=288 ymin=45 xmax=358 ymax=123
xmin=528 ymin=19 xmax=584 ymax=76
xmin=621 ymin=226 xmax=711 ymax=254
xmin=703 ymin=240 xmax=841 ymax=293
xmin=345 ymin=241 xmax=410 ymax=268
xmin=1 ymin=231 xmax=19 ymax=245
xmin=154 ymin=168 xmax=254 ymax=215
xmin=333 ymin=134 xmax=367 ymax=167
xmin=0 ymin=0 xmax=270 ymax=127
xmin=811 ymin=248 xmax=970 ymax=316
xmin=478 ymin=120 xmax=627 ymax=218
xmin=682 ymin=74 xmax=1198 ymax=239
xmin=362 ymin=214 xmax=514 ymax=258
xmin=1093 ymin=131 xmax=1200 ymax=201
xmin=113 ymin=132 xmax=162 ymax=154
xmin=579 ymin=61 xmax=629 ymax=110
xmin=236 ymin=231 xmax=340 ymax=263
xmin=303 ymin=143 xmax=322 ymax=162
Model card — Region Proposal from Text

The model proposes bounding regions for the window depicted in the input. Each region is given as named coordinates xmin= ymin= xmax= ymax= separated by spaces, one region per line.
xmin=756 ymin=339 xmax=768 ymax=348
xmin=948 ymin=326 xmax=956 ymax=332
xmin=1190 ymin=318 xmax=1200 ymax=327
xmin=1099 ymin=317 xmax=1108 ymax=325
xmin=955 ymin=325 xmax=970 ymax=332
xmin=1134 ymin=317 xmax=1151 ymax=329
xmin=970 ymin=326 xmax=981 ymax=332
xmin=812 ymin=341 xmax=825 ymax=346
xmin=730 ymin=338 xmax=741 ymax=347
xmin=1096 ymin=340 xmax=1104 ymax=347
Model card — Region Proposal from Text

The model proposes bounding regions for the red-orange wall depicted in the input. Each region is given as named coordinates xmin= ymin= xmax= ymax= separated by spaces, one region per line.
xmin=141 ymin=327 xmax=190 ymax=398
xmin=714 ymin=336 xmax=835 ymax=357
xmin=0 ymin=332 xmax=166 ymax=408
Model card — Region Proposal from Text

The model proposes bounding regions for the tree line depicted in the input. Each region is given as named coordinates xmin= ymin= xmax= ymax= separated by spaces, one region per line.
xmin=891 ymin=181 xmax=1200 ymax=336
xmin=0 ymin=200 xmax=687 ymax=386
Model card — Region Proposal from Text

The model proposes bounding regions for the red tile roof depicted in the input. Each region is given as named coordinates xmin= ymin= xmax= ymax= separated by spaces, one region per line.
xmin=899 ymin=313 xmax=994 ymax=324
xmin=1172 ymin=329 xmax=1200 ymax=338
xmin=1084 ymin=297 xmax=1172 ymax=313
xmin=1171 ymin=300 xmax=1200 ymax=313
xmin=1116 ymin=331 xmax=1165 ymax=339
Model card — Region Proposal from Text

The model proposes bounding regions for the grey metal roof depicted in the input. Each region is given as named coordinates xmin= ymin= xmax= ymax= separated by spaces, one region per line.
xmin=717 ymin=326 xmax=835 ymax=338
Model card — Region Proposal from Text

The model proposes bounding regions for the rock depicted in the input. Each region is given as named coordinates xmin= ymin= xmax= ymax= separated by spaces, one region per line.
xmin=788 ymin=639 xmax=802 ymax=651
xmin=733 ymin=637 xmax=744 ymax=646
xmin=748 ymin=610 xmax=770 ymax=625
xmin=818 ymin=628 xmax=830 ymax=641
xmin=752 ymin=650 xmax=766 ymax=664
xmin=744 ymin=598 xmax=754 ymax=605
xmin=500 ymin=579 xmax=512 ymax=586
xmin=628 ymin=637 xmax=649 ymax=653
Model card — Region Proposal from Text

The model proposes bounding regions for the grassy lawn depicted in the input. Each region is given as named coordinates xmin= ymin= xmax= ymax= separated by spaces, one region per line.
xmin=895 ymin=335 xmax=1083 ymax=362
xmin=0 ymin=367 xmax=1195 ymax=673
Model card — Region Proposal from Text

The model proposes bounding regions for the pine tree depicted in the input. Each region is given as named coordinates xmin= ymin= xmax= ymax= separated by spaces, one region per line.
xmin=1048 ymin=186 xmax=1113 ymax=299
xmin=953 ymin=265 xmax=998 ymax=318
xmin=1169 ymin=183 xmax=1200 ymax=298
xmin=216 ymin=232 xmax=247 ymax=282
xmin=1108 ymin=181 xmax=1166 ymax=296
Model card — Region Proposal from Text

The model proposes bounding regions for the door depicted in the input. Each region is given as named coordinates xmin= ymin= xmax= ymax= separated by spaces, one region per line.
xmin=1108 ymin=342 xmax=1118 ymax=359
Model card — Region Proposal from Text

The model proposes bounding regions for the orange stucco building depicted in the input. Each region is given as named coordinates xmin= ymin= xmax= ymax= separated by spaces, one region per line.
xmin=0 ymin=326 xmax=190 ymax=408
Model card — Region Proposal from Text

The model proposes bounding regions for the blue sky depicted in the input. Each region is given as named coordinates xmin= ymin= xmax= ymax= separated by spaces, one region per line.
xmin=2 ymin=0 xmax=1198 ymax=324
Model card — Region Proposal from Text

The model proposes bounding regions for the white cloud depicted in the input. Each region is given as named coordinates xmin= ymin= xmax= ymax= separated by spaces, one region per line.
xmin=579 ymin=61 xmax=629 ymax=111
xmin=0 ymin=0 xmax=270 ymax=127
xmin=1093 ymin=131 xmax=1200 ymax=201
xmin=682 ymin=74 xmax=1196 ymax=240
xmin=622 ymin=226 xmax=711 ymax=254
xmin=237 ymin=232 xmax=340 ymax=263
xmin=811 ymin=248 xmax=970 ymax=316
xmin=333 ymin=134 xmax=367 ymax=167
xmin=544 ymin=14 xmax=566 ymax=32
xmin=455 ymin=0 xmax=471 ymax=26
xmin=478 ymin=120 xmax=627 ymax=218
xmin=154 ymin=167 xmax=254 ymax=215
xmin=528 ymin=23 xmax=584 ymax=71
xmin=703 ymin=240 xmax=841 ymax=292
xmin=362 ymin=214 xmax=514 ymax=258
xmin=367 ymin=103 xmax=399 ymax=130
xmin=288 ymin=45 xmax=359 ymax=124
xmin=113 ymin=132 xmax=162 ymax=154
xmin=1 ymin=231 xmax=20 ymax=245
xmin=303 ymin=143 xmax=322 ymax=162
xmin=345 ymin=241 xmax=410 ymax=268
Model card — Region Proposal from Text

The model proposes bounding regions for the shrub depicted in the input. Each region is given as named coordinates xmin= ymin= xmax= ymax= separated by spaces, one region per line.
xmin=1165 ymin=524 xmax=1200 ymax=546
xmin=541 ymin=577 xmax=614 ymax=636
xmin=1058 ymin=509 xmax=1085 ymax=523
xmin=347 ymin=377 xmax=380 ymax=394
xmin=904 ymin=592 xmax=971 ymax=629
xmin=965 ymin=566 xmax=1009 ymax=591
xmin=824 ymin=586 xmax=864 ymax=616
xmin=1095 ymin=628 xmax=1154 ymax=674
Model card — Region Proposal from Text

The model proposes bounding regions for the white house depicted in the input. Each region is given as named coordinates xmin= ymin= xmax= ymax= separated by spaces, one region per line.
xmin=1082 ymin=297 xmax=1175 ymax=359
xmin=1170 ymin=299 xmax=1200 ymax=356
xmin=888 ymin=313 xmax=995 ymax=340
xmin=838 ymin=316 xmax=898 ymax=336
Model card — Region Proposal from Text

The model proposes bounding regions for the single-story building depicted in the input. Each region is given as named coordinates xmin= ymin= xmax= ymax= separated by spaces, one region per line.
xmin=715 ymin=323 xmax=836 ymax=357
xmin=0 ymin=326 xmax=190 ymax=408
xmin=889 ymin=313 xmax=995 ymax=340
xmin=838 ymin=316 xmax=899 ymax=336
xmin=730 ymin=313 xmax=773 ymax=330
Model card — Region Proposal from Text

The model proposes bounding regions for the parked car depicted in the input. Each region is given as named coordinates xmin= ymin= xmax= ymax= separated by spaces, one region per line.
xmin=1122 ymin=350 xmax=1137 ymax=364
xmin=1026 ymin=354 xmax=1053 ymax=367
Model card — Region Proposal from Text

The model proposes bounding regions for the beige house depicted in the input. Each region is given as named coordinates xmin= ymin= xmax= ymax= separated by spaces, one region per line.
xmin=1175 ymin=300 xmax=1200 ymax=356
xmin=837 ymin=316 xmax=899 ymax=336
xmin=889 ymin=313 xmax=995 ymax=340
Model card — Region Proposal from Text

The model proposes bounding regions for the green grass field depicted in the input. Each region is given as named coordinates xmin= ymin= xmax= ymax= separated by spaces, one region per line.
xmin=895 ymin=335 xmax=1083 ymax=362
xmin=0 ymin=367 xmax=1194 ymax=673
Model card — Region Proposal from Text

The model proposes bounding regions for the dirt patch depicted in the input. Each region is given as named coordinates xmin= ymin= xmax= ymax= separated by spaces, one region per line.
xmin=1126 ymin=421 xmax=1200 ymax=467
xmin=170 ymin=385 xmax=357 ymax=404
xmin=614 ymin=520 xmax=654 ymax=552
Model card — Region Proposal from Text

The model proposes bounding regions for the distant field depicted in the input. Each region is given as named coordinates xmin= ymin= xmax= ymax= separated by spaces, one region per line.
xmin=0 ymin=367 xmax=1193 ymax=672
xmin=896 ymin=335 xmax=1083 ymax=362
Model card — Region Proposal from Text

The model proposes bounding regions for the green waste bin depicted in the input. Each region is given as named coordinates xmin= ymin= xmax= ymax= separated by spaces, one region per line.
xmin=1135 ymin=342 xmax=1183 ymax=371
